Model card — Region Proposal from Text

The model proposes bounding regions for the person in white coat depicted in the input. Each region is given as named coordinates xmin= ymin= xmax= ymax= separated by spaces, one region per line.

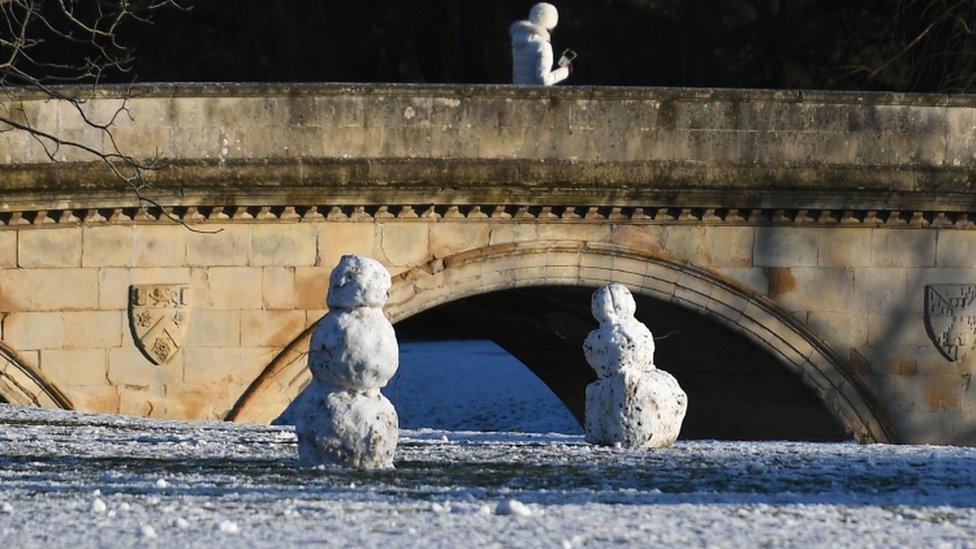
xmin=510 ymin=3 xmax=571 ymax=86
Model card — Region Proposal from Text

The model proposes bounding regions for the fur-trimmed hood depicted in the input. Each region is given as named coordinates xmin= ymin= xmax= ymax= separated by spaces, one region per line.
xmin=510 ymin=20 xmax=550 ymax=50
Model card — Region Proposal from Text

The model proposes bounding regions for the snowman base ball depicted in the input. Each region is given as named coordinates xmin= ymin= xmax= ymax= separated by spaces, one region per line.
xmin=584 ymin=368 xmax=686 ymax=448
xmin=296 ymin=383 xmax=398 ymax=470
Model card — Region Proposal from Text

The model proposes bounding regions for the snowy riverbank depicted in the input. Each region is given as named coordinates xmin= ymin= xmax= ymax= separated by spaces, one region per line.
xmin=2 ymin=405 xmax=976 ymax=547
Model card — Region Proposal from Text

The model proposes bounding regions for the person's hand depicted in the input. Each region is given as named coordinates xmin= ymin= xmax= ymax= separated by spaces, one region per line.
xmin=565 ymin=62 xmax=573 ymax=74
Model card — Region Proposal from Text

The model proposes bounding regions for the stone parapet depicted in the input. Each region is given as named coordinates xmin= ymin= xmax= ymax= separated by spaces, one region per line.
xmin=0 ymin=83 xmax=974 ymax=212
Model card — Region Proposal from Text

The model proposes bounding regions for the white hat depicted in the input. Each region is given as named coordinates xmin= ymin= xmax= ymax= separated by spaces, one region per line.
xmin=529 ymin=3 xmax=559 ymax=30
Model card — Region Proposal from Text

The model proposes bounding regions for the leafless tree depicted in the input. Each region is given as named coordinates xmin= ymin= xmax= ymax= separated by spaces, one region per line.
xmin=845 ymin=0 xmax=976 ymax=93
xmin=0 ymin=0 xmax=192 ymax=220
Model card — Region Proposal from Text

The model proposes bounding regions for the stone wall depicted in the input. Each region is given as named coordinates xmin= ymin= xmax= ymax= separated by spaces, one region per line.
xmin=0 ymin=84 xmax=975 ymax=444
xmin=2 ymin=211 xmax=976 ymax=443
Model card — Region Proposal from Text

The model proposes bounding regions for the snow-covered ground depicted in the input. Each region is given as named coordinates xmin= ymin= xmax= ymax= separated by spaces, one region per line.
xmin=2 ymin=405 xmax=976 ymax=547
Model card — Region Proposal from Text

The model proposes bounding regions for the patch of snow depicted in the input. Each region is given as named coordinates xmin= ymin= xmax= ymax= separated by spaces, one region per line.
xmin=218 ymin=520 xmax=240 ymax=534
xmin=140 ymin=525 xmax=157 ymax=539
xmin=91 ymin=498 xmax=107 ymax=514
xmin=430 ymin=502 xmax=450 ymax=513
xmin=495 ymin=499 xmax=533 ymax=517
xmin=746 ymin=462 xmax=767 ymax=475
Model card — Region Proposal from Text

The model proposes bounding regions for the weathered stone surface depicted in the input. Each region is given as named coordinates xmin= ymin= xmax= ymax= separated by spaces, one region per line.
xmin=250 ymin=224 xmax=316 ymax=266
xmin=294 ymin=266 xmax=330 ymax=309
xmin=818 ymin=228 xmax=874 ymax=268
xmin=871 ymin=230 xmax=937 ymax=268
xmin=39 ymin=349 xmax=108 ymax=387
xmin=261 ymin=267 xmax=296 ymax=310
xmin=0 ymin=231 xmax=15 ymax=268
xmin=62 ymin=311 xmax=123 ymax=349
xmin=18 ymin=228 xmax=82 ymax=268
xmin=187 ymin=225 xmax=250 ymax=266
xmin=0 ymin=269 xmax=98 ymax=312
xmin=133 ymin=225 xmax=186 ymax=267
xmin=2 ymin=312 xmax=65 ymax=350
xmin=107 ymin=337 xmax=180 ymax=386
xmin=754 ymin=228 xmax=819 ymax=268
xmin=489 ymin=224 xmax=538 ymax=246
xmin=538 ymin=224 xmax=612 ymax=243
xmin=767 ymin=267 xmax=856 ymax=313
xmin=935 ymin=230 xmax=976 ymax=268
xmin=317 ymin=223 xmax=375 ymax=272
xmin=181 ymin=347 xmax=276 ymax=386
xmin=379 ymin=223 xmax=429 ymax=266
xmin=241 ymin=310 xmax=306 ymax=348
xmin=429 ymin=223 xmax=490 ymax=258
xmin=185 ymin=309 xmax=241 ymax=348
xmin=191 ymin=267 xmax=263 ymax=310
xmin=82 ymin=226 xmax=133 ymax=267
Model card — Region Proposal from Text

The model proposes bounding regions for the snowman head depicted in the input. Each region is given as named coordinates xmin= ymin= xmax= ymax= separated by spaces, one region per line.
xmin=326 ymin=255 xmax=392 ymax=309
xmin=591 ymin=283 xmax=637 ymax=325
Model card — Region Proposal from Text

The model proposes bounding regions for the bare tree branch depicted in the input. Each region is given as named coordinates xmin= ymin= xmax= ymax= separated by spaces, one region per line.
xmin=0 ymin=0 xmax=214 ymax=232
xmin=849 ymin=0 xmax=976 ymax=93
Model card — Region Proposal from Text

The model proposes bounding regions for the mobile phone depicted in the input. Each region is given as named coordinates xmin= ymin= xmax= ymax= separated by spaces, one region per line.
xmin=558 ymin=49 xmax=578 ymax=67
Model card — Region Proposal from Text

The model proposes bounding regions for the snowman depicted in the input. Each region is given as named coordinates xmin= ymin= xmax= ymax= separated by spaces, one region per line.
xmin=296 ymin=255 xmax=399 ymax=469
xmin=583 ymin=283 xmax=687 ymax=448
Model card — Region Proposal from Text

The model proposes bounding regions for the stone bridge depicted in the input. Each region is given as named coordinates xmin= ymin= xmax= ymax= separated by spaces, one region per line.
xmin=1 ymin=83 xmax=975 ymax=444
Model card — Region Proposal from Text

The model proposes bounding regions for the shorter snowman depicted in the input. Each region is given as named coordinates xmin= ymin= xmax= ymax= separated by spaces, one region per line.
xmin=296 ymin=255 xmax=399 ymax=469
xmin=583 ymin=283 xmax=687 ymax=448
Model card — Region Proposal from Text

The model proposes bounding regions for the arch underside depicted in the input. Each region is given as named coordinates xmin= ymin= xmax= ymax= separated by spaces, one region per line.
xmin=0 ymin=342 xmax=73 ymax=409
xmin=228 ymin=241 xmax=898 ymax=443
xmin=396 ymin=286 xmax=848 ymax=440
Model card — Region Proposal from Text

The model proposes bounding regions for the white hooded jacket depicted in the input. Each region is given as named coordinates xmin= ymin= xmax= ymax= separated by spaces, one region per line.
xmin=510 ymin=20 xmax=569 ymax=86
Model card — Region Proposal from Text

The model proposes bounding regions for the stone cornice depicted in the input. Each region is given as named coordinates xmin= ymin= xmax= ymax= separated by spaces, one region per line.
xmin=0 ymin=204 xmax=972 ymax=230
xmin=1 ymin=159 xmax=974 ymax=213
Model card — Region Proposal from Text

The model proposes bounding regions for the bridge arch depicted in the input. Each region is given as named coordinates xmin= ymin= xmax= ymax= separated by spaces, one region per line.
xmin=0 ymin=341 xmax=73 ymax=409
xmin=227 ymin=240 xmax=898 ymax=443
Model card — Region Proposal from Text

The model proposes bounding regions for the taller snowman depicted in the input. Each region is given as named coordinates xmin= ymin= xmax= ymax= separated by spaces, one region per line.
xmin=296 ymin=255 xmax=400 ymax=469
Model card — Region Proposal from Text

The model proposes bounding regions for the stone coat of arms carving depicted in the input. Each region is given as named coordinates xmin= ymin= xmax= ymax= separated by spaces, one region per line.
xmin=924 ymin=284 xmax=976 ymax=362
xmin=128 ymin=284 xmax=191 ymax=365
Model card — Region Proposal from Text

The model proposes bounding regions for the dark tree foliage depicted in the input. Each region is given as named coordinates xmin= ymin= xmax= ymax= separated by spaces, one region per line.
xmin=112 ymin=0 xmax=976 ymax=93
